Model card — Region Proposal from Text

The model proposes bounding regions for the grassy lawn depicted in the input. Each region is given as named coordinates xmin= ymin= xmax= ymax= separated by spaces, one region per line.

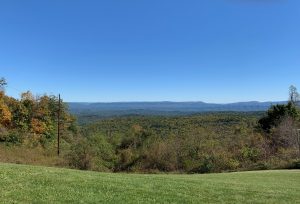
xmin=0 ymin=163 xmax=299 ymax=203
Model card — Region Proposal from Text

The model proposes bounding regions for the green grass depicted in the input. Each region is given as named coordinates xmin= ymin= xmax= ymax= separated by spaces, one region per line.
xmin=0 ymin=163 xmax=299 ymax=204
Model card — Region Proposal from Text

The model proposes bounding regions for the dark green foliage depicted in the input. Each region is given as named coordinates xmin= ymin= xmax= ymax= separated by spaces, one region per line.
xmin=258 ymin=102 xmax=298 ymax=133
xmin=0 ymin=129 xmax=23 ymax=144
xmin=289 ymin=160 xmax=300 ymax=169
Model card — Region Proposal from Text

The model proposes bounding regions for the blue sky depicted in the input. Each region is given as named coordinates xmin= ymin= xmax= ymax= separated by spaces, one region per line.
xmin=1 ymin=0 xmax=299 ymax=103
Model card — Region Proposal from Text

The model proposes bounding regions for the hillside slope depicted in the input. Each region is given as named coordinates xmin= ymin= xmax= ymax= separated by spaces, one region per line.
xmin=68 ymin=101 xmax=284 ymax=123
xmin=68 ymin=101 xmax=286 ymax=114
xmin=0 ymin=163 xmax=299 ymax=203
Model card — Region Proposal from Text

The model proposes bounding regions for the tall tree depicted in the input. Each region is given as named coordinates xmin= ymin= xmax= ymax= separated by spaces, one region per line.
xmin=0 ymin=78 xmax=11 ymax=127
xmin=259 ymin=86 xmax=300 ymax=133
xmin=258 ymin=102 xmax=298 ymax=133
xmin=289 ymin=85 xmax=299 ymax=106
xmin=0 ymin=77 xmax=7 ymax=92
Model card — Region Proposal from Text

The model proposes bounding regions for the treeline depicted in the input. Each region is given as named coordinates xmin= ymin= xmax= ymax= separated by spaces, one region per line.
xmin=0 ymin=78 xmax=76 ymax=147
xmin=0 ymin=78 xmax=299 ymax=173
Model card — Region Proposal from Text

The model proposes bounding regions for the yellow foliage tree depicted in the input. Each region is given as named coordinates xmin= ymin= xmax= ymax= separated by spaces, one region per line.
xmin=30 ymin=118 xmax=47 ymax=134
xmin=0 ymin=102 xmax=12 ymax=127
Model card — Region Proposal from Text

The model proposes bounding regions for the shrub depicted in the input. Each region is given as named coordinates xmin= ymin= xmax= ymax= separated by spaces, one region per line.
xmin=288 ymin=160 xmax=300 ymax=169
xmin=0 ymin=129 xmax=23 ymax=144
xmin=66 ymin=138 xmax=92 ymax=170
xmin=142 ymin=140 xmax=178 ymax=172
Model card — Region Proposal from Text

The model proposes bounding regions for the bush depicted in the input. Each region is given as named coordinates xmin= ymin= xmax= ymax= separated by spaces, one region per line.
xmin=241 ymin=147 xmax=260 ymax=162
xmin=66 ymin=138 xmax=92 ymax=170
xmin=288 ymin=161 xmax=300 ymax=169
xmin=142 ymin=140 xmax=178 ymax=172
xmin=66 ymin=134 xmax=116 ymax=171
xmin=0 ymin=129 xmax=23 ymax=144
xmin=198 ymin=156 xmax=215 ymax=173
xmin=251 ymin=162 xmax=269 ymax=170
xmin=117 ymin=148 xmax=135 ymax=171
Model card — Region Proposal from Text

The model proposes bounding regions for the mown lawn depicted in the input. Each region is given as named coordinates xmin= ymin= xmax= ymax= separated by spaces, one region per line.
xmin=0 ymin=163 xmax=299 ymax=203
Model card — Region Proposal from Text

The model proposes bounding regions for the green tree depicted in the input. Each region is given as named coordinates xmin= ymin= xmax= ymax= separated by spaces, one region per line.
xmin=258 ymin=102 xmax=299 ymax=133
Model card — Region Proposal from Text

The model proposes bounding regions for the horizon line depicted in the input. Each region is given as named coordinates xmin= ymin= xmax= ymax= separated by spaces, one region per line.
xmin=66 ymin=100 xmax=287 ymax=104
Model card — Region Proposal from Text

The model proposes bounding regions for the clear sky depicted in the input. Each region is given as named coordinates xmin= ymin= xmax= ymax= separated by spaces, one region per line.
xmin=0 ymin=0 xmax=299 ymax=103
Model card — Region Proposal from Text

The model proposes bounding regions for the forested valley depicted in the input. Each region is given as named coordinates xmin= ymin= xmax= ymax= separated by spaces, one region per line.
xmin=0 ymin=78 xmax=299 ymax=173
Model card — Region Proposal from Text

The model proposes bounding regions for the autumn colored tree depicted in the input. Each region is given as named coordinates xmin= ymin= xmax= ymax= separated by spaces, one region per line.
xmin=0 ymin=77 xmax=76 ymax=145
xmin=0 ymin=101 xmax=12 ymax=127
xmin=0 ymin=79 xmax=12 ymax=127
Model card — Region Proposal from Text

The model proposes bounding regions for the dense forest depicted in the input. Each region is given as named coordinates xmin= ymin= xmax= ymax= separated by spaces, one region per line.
xmin=68 ymin=101 xmax=281 ymax=124
xmin=0 ymin=78 xmax=299 ymax=173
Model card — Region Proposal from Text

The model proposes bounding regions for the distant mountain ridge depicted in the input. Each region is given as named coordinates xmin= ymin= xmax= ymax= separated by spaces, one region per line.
xmin=68 ymin=101 xmax=286 ymax=115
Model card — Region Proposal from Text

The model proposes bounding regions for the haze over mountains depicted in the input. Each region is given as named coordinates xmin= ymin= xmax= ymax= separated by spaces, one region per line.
xmin=68 ymin=101 xmax=286 ymax=120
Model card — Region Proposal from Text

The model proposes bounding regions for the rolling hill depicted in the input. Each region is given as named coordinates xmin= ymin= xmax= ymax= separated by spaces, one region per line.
xmin=0 ymin=163 xmax=299 ymax=203
xmin=68 ymin=101 xmax=285 ymax=122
